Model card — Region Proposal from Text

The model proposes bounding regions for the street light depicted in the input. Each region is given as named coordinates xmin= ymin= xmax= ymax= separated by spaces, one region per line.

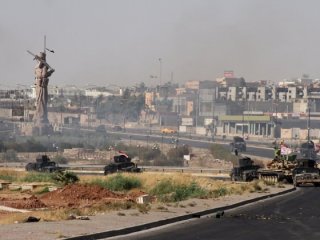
xmin=159 ymin=58 xmax=162 ymax=86
xmin=137 ymin=144 xmax=141 ymax=161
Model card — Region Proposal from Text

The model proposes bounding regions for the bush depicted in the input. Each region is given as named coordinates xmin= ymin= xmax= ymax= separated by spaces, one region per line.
xmin=150 ymin=180 xmax=208 ymax=202
xmin=51 ymin=171 xmax=79 ymax=185
xmin=211 ymin=186 xmax=229 ymax=197
xmin=165 ymin=145 xmax=190 ymax=166
xmin=103 ymin=174 xmax=141 ymax=191
xmin=0 ymin=170 xmax=19 ymax=182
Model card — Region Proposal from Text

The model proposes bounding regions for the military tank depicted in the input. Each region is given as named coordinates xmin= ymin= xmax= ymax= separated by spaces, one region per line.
xmin=25 ymin=155 xmax=63 ymax=172
xmin=257 ymin=144 xmax=298 ymax=183
xmin=230 ymin=156 xmax=260 ymax=181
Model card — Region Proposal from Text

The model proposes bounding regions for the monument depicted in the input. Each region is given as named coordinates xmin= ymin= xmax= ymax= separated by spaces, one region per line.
xmin=27 ymin=36 xmax=55 ymax=135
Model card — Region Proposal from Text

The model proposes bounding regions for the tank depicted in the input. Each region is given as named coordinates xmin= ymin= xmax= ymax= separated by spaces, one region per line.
xmin=25 ymin=155 xmax=62 ymax=172
xmin=257 ymin=144 xmax=298 ymax=183
xmin=104 ymin=153 xmax=141 ymax=175
xmin=230 ymin=156 xmax=260 ymax=181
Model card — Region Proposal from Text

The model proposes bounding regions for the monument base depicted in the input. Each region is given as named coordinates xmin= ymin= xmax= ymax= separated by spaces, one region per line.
xmin=32 ymin=123 xmax=53 ymax=136
xmin=20 ymin=122 xmax=54 ymax=136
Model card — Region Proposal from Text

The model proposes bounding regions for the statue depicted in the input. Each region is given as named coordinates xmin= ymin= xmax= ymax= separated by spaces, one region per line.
xmin=33 ymin=52 xmax=55 ymax=124
xmin=27 ymin=37 xmax=55 ymax=135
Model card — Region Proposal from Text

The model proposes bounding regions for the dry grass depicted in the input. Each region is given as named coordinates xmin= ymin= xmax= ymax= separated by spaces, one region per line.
xmin=80 ymin=172 xmax=269 ymax=197
xmin=0 ymin=169 xmax=25 ymax=182
xmin=0 ymin=171 xmax=271 ymax=224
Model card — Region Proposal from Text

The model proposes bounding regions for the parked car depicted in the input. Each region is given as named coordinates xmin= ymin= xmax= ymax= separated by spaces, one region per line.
xmin=161 ymin=128 xmax=176 ymax=134
xmin=112 ymin=125 xmax=123 ymax=131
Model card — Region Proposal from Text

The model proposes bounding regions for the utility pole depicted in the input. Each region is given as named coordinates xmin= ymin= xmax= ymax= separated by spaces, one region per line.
xmin=307 ymin=103 xmax=310 ymax=143
xmin=159 ymin=58 xmax=162 ymax=86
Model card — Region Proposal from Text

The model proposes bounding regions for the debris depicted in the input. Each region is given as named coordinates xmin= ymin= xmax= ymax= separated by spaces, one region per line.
xmin=25 ymin=216 xmax=40 ymax=222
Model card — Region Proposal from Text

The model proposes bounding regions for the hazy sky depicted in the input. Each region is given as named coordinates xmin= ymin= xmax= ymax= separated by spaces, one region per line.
xmin=1 ymin=0 xmax=320 ymax=89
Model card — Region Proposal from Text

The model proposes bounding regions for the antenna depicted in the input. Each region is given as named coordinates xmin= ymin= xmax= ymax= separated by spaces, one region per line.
xmin=44 ymin=35 xmax=55 ymax=53
xmin=44 ymin=35 xmax=46 ymax=54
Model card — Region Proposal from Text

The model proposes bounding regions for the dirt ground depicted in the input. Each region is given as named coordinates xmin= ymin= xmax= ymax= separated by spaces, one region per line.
xmin=0 ymin=184 xmax=147 ymax=220
xmin=0 ymin=145 xmax=233 ymax=222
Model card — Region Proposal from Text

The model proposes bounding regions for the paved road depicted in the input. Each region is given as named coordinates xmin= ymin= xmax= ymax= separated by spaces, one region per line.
xmin=113 ymin=187 xmax=320 ymax=240
xmin=117 ymin=132 xmax=274 ymax=159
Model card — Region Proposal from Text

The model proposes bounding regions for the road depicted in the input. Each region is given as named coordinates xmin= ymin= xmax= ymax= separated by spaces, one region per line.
xmin=115 ymin=132 xmax=274 ymax=159
xmin=113 ymin=187 xmax=320 ymax=240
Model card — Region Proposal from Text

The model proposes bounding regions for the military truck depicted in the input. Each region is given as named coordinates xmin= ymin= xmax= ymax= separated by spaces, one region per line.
xmin=25 ymin=155 xmax=63 ymax=172
xmin=104 ymin=154 xmax=141 ymax=175
xmin=230 ymin=136 xmax=246 ymax=152
xmin=300 ymin=141 xmax=317 ymax=160
xmin=292 ymin=158 xmax=320 ymax=187
xmin=230 ymin=157 xmax=260 ymax=181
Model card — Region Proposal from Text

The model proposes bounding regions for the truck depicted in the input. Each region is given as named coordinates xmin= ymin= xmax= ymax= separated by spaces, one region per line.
xmin=300 ymin=141 xmax=317 ymax=160
xmin=104 ymin=153 xmax=141 ymax=175
xmin=230 ymin=157 xmax=260 ymax=181
xmin=292 ymin=159 xmax=320 ymax=187
xmin=25 ymin=155 xmax=63 ymax=172
xmin=230 ymin=136 xmax=246 ymax=152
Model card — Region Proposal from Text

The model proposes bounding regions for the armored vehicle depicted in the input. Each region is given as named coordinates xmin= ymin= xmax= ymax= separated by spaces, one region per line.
xmin=25 ymin=155 xmax=62 ymax=172
xmin=230 ymin=136 xmax=246 ymax=152
xmin=292 ymin=159 xmax=320 ymax=187
xmin=257 ymin=147 xmax=298 ymax=183
xmin=104 ymin=154 xmax=141 ymax=175
xmin=300 ymin=141 xmax=317 ymax=160
xmin=230 ymin=157 xmax=260 ymax=181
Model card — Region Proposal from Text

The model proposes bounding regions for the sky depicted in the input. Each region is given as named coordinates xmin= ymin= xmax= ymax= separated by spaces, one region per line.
xmin=1 ymin=0 xmax=320 ymax=89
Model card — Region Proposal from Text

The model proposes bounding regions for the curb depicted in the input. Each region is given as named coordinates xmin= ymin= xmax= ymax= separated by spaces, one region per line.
xmin=65 ymin=187 xmax=295 ymax=240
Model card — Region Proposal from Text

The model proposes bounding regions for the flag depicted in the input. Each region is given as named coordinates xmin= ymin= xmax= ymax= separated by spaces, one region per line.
xmin=280 ymin=145 xmax=292 ymax=155
xmin=118 ymin=151 xmax=128 ymax=158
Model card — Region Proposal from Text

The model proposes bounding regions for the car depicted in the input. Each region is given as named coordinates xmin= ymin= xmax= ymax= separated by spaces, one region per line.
xmin=112 ymin=125 xmax=123 ymax=131
xmin=161 ymin=128 xmax=176 ymax=134
xmin=230 ymin=136 xmax=246 ymax=152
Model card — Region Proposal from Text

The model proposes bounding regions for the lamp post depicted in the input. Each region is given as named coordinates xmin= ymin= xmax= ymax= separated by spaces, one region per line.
xmin=159 ymin=58 xmax=162 ymax=86
xmin=242 ymin=111 xmax=245 ymax=138
xmin=137 ymin=144 xmax=141 ymax=161
xmin=161 ymin=133 xmax=164 ymax=151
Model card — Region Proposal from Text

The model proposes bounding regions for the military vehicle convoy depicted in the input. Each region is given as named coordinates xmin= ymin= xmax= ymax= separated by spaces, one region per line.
xmin=104 ymin=154 xmax=141 ymax=175
xmin=25 ymin=155 xmax=63 ymax=172
xmin=231 ymin=140 xmax=320 ymax=186
xmin=231 ymin=143 xmax=298 ymax=183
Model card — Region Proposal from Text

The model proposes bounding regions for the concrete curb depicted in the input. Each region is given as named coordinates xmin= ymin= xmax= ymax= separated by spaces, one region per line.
xmin=65 ymin=187 xmax=296 ymax=240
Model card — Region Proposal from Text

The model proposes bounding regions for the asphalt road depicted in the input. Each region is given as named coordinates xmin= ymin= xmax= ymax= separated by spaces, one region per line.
xmin=113 ymin=187 xmax=320 ymax=240
xmin=116 ymin=132 xmax=274 ymax=159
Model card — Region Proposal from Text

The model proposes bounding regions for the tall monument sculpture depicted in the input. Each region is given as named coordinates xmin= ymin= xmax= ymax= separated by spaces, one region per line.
xmin=27 ymin=36 xmax=55 ymax=135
